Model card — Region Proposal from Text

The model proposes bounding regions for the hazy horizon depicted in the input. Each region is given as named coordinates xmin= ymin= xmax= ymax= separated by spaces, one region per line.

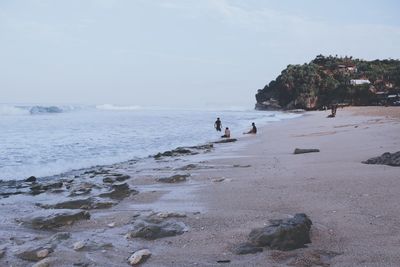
xmin=1 ymin=0 xmax=400 ymax=108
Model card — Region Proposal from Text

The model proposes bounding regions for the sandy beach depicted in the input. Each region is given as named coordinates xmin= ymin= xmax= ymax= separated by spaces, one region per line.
xmin=1 ymin=106 xmax=400 ymax=267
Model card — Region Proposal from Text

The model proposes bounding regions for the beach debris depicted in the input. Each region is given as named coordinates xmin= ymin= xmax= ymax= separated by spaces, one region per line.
xmin=99 ymin=182 xmax=138 ymax=200
xmin=213 ymin=138 xmax=237 ymax=144
xmin=37 ymin=197 xmax=116 ymax=210
xmin=16 ymin=247 xmax=52 ymax=261
xmin=127 ymin=219 xmax=187 ymax=240
xmin=18 ymin=209 xmax=90 ymax=229
xmin=216 ymin=259 xmax=231 ymax=263
xmin=32 ymin=258 xmax=52 ymax=267
xmin=128 ymin=249 xmax=152 ymax=265
xmin=233 ymin=164 xmax=251 ymax=168
xmin=232 ymin=242 xmax=263 ymax=255
xmin=73 ymin=241 xmax=86 ymax=251
xmin=362 ymin=151 xmax=400 ymax=167
xmin=248 ymin=213 xmax=312 ymax=250
xmin=156 ymin=174 xmax=189 ymax=183
xmin=293 ymin=148 xmax=320 ymax=154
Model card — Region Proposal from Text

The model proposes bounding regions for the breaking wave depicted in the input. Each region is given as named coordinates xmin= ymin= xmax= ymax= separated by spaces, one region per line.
xmin=0 ymin=104 xmax=80 ymax=116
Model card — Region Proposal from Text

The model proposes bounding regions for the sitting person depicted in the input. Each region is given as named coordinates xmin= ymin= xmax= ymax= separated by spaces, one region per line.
xmin=221 ymin=127 xmax=231 ymax=138
xmin=243 ymin=122 xmax=257 ymax=134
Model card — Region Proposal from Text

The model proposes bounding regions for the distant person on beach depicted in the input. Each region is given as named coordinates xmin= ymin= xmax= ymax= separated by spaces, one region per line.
xmin=214 ymin=118 xmax=222 ymax=132
xmin=244 ymin=122 xmax=257 ymax=134
xmin=221 ymin=127 xmax=231 ymax=138
xmin=328 ymin=104 xmax=338 ymax=118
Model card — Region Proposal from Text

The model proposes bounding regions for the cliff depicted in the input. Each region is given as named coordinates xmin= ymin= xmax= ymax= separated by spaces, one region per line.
xmin=255 ymin=55 xmax=400 ymax=110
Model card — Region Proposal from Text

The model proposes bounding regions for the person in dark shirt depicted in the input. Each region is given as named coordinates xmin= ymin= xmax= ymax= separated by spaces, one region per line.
xmin=244 ymin=122 xmax=257 ymax=134
xmin=214 ymin=118 xmax=222 ymax=132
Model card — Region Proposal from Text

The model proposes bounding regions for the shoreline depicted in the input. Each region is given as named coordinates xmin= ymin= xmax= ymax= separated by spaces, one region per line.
xmin=0 ymin=106 xmax=399 ymax=266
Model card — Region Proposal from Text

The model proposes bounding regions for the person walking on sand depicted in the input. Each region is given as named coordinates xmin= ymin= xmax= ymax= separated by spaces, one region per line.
xmin=221 ymin=127 xmax=231 ymax=138
xmin=214 ymin=117 xmax=222 ymax=132
xmin=243 ymin=122 xmax=257 ymax=134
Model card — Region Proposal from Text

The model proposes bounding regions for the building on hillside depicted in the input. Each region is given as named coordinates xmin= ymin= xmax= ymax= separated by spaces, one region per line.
xmin=350 ymin=79 xmax=371 ymax=85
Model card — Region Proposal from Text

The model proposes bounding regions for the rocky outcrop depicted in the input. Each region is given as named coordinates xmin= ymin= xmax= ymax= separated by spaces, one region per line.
xmin=30 ymin=181 xmax=63 ymax=195
xmin=233 ymin=243 xmax=263 ymax=255
xmin=213 ymin=138 xmax=237 ymax=144
xmin=37 ymin=197 xmax=116 ymax=210
xmin=99 ymin=182 xmax=138 ymax=200
xmin=18 ymin=210 xmax=90 ymax=229
xmin=156 ymin=174 xmax=189 ymax=183
xmin=293 ymin=148 xmax=320 ymax=154
xmin=362 ymin=151 xmax=400 ymax=167
xmin=127 ymin=219 xmax=187 ymax=240
xmin=154 ymin=147 xmax=196 ymax=159
xmin=16 ymin=247 xmax=52 ymax=262
xmin=248 ymin=213 xmax=312 ymax=250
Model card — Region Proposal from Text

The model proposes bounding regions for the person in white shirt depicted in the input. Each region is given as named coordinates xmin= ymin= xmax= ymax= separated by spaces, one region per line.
xmin=221 ymin=127 xmax=231 ymax=138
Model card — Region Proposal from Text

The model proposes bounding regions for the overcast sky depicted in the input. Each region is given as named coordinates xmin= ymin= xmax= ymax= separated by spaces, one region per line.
xmin=1 ymin=0 xmax=400 ymax=108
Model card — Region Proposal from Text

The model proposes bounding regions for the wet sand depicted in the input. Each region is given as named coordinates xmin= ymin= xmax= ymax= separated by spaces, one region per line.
xmin=1 ymin=106 xmax=400 ymax=266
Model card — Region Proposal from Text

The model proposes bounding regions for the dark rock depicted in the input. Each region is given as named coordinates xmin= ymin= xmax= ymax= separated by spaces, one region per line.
xmin=25 ymin=176 xmax=37 ymax=182
xmin=37 ymin=197 xmax=116 ymax=210
xmin=362 ymin=151 xmax=400 ymax=167
xmin=49 ymin=232 xmax=71 ymax=244
xmin=175 ymin=164 xmax=197 ymax=171
xmin=248 ymin=213 xmax=312 ymax=250
xmin=187 ymin=143 xmax=214 ymax=150
xmin=16 ymin=247 xmax=53 ymax=262
xmin=213 ymin=138 xmax=237 ymax=144
xmin=233 ymin=242 xmax=263 ymax=255
xmin=0 ymin=180 xmax=31 ymax=198
xmin=99 ymin=182 xmax=138 ymax=200
xmin=30 ymin=182 xmax=63 ymax=195
xmin=154 ymin=147 xmax=196 ymax=159
xmin=68 ymin=183 xmax=94 ymax=196
xmin=127 ymin=219 xmax=187 ymax=240
xmin=0 ymin=246 xmax=6 ymax=259
xmin=19 ymin=210 xmax=90 ymax=229
xmin=103 ymin=174 xmax=130 ymax=184
xmin=157 ymin=174 xmax=189 ymax=183
xmin=293 ymin=148 xmax=320 ymax=154
xmin=102 ymin=177 xmax=114 ymax=183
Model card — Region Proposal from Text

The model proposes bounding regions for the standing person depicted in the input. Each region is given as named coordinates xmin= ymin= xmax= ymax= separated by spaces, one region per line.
xmin=221 ymin=127 xmax=231 ymax=138
xmin=214 ymin=117 xmax=222 ymax=132
xmin=243 ymin=122 xmax=257 ymax=134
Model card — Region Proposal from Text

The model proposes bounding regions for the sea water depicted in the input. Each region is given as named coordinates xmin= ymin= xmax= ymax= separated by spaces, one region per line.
xmin=0 ymin=104 xmax=301 ymax=180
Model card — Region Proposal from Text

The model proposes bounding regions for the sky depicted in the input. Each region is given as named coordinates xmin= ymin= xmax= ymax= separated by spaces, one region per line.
xmin=1 ymin=0 xmax=400 ymax=108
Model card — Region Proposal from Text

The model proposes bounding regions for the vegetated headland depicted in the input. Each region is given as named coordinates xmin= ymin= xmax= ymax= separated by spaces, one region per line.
xmin=255 ymin=55 xmax=400 ymax=110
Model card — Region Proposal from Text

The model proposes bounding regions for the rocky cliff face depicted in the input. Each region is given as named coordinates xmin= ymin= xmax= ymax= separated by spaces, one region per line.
xmin=255 ymin=55 xmax=400 ymax=110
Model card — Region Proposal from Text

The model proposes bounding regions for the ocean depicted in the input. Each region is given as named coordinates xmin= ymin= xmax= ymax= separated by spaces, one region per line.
xmin=0 ymin=104 xmax=301 ymax=180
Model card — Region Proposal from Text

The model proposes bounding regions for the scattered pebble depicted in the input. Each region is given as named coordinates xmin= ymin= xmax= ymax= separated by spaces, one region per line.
xmin=128 ymin=249 xmax=151 ymax=265
xmin=73 ymin=241 xmax=86 ymax=251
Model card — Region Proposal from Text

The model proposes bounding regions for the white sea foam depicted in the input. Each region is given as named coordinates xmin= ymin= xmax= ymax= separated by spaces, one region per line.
xmin=96 ymin=104 xmax=142 ymax=111
xmin=0 ymin=105 xmax=29 ymax=116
